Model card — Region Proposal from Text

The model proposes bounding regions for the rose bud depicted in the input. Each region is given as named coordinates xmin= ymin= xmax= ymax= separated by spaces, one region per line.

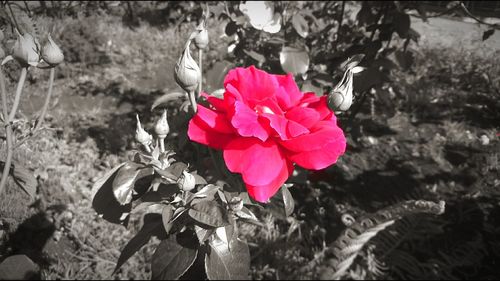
xmin=228 ymin=196 xmax=244 ymax=212
xmin=0 ymin=46 xmax=5 ymax=60
xmin=7 ymin=30 xmax=40 ymax=67
xmin=177 ymin=170 xmax=196 ymax=192
xmin=135 ymin=114 xmax=152 ymax=152
xmin=41 ymin=33 xmax=64 ymax=66
xmin=328 ymin=68 xmax=354 ymax=112
xmin=155 ymin=109 xmax=169 ymax=152
xmin=154 ymin=109 xmax=170 ymax=138
xmin=174 ymin=38 xmax=201 ymax=93
xmin=0 ymin=28 xmax=4 ymax=41
xmin=193 ymin=20 xmax=209 ymax=49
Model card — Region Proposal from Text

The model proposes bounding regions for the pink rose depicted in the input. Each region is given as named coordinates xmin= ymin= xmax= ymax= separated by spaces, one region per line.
xmin=188 ymin=66 xmax=346 ymax=203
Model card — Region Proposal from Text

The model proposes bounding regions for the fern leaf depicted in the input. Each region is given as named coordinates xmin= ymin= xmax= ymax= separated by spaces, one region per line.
xmin=317 ymin=200 xmax=445 ymax=280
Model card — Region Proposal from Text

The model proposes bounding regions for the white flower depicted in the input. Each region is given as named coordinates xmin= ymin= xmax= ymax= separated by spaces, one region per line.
xmin=239 ymin=1 xmax=281 ymax=33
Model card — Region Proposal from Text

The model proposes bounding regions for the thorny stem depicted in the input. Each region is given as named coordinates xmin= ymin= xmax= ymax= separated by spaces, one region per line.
xmin=0 ymin=67 xmax=13 ymax=195
xmin=33 ymin=67 xmax=55 ymax=134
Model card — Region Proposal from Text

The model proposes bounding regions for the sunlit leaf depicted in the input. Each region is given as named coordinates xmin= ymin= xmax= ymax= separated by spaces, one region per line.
xmin=162 ymin=204 xmax=174 ymax=234
xmin=280 ymin=47 xmax=309 ymax=76
xmin=91 ymin=162 xmax=132 ymax=225
xmin=205 ymin=237 xmax=250 ymax=280
xmin=151 ymin=232 xmax=198 ymax=280
xmin=282 ymin=185 xmax=295 ymax=217
xmin=112 ymin=162 xmax=145 ymax=205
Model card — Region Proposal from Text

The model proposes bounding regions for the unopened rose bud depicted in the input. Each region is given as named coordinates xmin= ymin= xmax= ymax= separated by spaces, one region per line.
xmin=155 ymin=109 xmax=169 ymax=153
xmin=11 ymin=30 xmax=40 ymax=67
xmin=228 ymin=196 xmax=243 ymax=212
xmin=135 ymin=114 xmax=152 ymax=152
xmin=174 ymin=37 xmax=201 ymax=93
xmin=193 ymin=20 xmax=209 ymax=49
xmin=41 ymin=33 xmax=64 ymax=66
xmin=178 ymin=170 xmax=196 ymax=192
xmin=328 ymin=69 xmax=353 ymax=112
xmin=154 ymin=109 xmax=170 ymax=138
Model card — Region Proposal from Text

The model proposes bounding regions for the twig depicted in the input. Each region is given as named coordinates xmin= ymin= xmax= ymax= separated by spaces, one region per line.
xmin=335 ymin=1 xmax=346 ymax=45
xmin=0 ymin=68 xmax=13 ymax=195
xmin=458 ymin=2 xmax=500 ymax=29
xmin=198 ymin=48 xmax=203 ymax=97
xmin=33 ymin=68 xmax=55 ymax=134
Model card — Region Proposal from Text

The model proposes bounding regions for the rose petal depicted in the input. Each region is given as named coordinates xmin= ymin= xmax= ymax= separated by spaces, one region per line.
xmin=275 ymin=73 xmax=302 ymax=109
xmin=231 ymin=101 xmax=269 ymax=141
xmin=201 ymin=92 xmax=228 ymax=112
xmin=309 ymin=96 xmax=333 ymax=120
xmin=188 ymin=117 xmax=233 ymax=149
xmin=246 ymin=160 xmax=294 ymax=203
xmin=224 ymin=66 xmax=278 ymax=104
xmin=195 ymin=105 xmax=234 ymax=134
xmin=261 ymin=113 xmax=309 ymax=140
xmin=223 ymin=137 xmax=287 ymax=186
xmin=285 ymin=107 xmax=321 ymax=129
xmin=288 ymin=138 xmax=346 ymax=170
xmin=280 ymin=123 xmax=345 ymax=152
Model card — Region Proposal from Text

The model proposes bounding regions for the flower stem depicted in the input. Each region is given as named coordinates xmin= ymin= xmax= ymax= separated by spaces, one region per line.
xmin=188 ymin=90 xmax=197 ymax=113
xmin=33 ymin=67 xmax=55 ymax=133
xmin=8 ymin=67 xmax=28 ymax=122
xmin=0 ymin=68 xmax=13 ymax=195
xmin=159 ymin=137 xmax=165 ymax=153
xmin=198 ymin=48 xmax=203 ymax=98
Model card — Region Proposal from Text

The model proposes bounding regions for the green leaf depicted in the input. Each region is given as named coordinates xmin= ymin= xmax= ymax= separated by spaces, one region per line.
xmin=483 ymin=29 xmax=495 ymax=41
xmin=292 ymin=13 xmax=309 ymax=38
xmin=282 ymin=185 xmax=295 ymax=217
xmin=243 ymin=49 xmax=266 ymax=66
xmin=11 ymin=162 xmax=37 ymax=198
xmin=205 ymin=237 xmax=250 ymax=280
xmin=192 ymin=171 xmax=208 ymax=185
xmin=194 ymin=224 xmax=214 ymax=244
xmin=114 ymin=214 xmax=164 ymax=273
xmin=166 ymin=162 xmax=188 ymax=179
xmin=205 ymin=60 xmax=235 ymax=93
xmin=162 ymin=204 xmax=174 ymax=234
xmin=112 ymin=162 xmax=145 ymax=205
xmin=188 ymin=201 xmax=229 ymax=227
xmin=151 ymin=91 xmax=186 ymax=111
xmin=192 ymin=184 xmax=219 ymax=204
xmin=0 ymin=255 xmax=39 ymax=280
xmin=279 ymin=46 xmax=309 ymax=76
xmin=151 ymin=232 xmax=198 ymax=280
xmin=394 ymin=12 xmax=411 ymax=38
xmin=91 ymin=162 xmax=132 ymax=225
